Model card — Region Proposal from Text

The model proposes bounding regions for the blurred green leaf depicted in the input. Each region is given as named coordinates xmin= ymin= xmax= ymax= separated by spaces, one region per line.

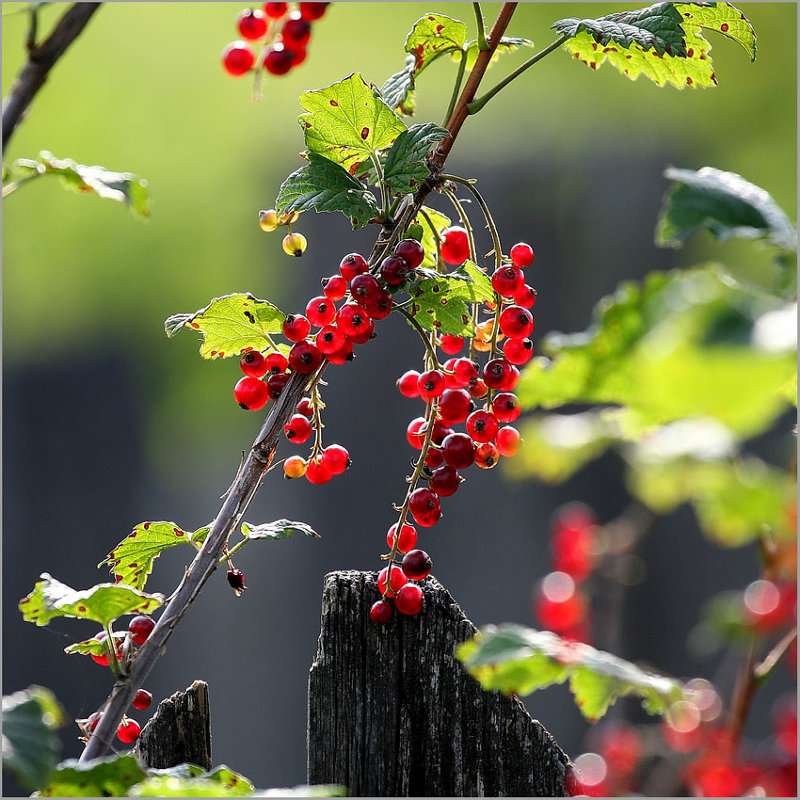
xmin=382 ymin=122 xmax=449 ymax=196
xmin=299 ymin=73 xmax=406 ymax=176
xmin=37 ymin=754 xmax=146 ymax=797
xmin=98 ymin=522 xmax=195 ymax=590
xmin=2 ymin=686 xmax=65 ymax=792
xmin=553 ymin=2 xmax=756 ymax=89
xmin=19 ymin=574 xmax=163 ymax=627
xmin=241 ymin=519 xmax=320 ymax=541
xmin=130 ymin=764 xmax=254 ymax=797
xmin=457 ymin=624 xmax=685 ymax=721
xmin=165 ymin=294 xmax=286 ymax=361
xmin=657 ymin=166 xmax=796 ymax=253
xmin=275 ymin=152 xmax=378 ymax=229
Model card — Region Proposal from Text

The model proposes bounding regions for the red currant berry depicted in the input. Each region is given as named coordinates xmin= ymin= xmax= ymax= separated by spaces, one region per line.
xmin=315 ymin=324 xmax=347 ymax=355
xmin=510 ymin=242 xmax=535 ymax=268
xmin=401 ymin=549 xmax=432 ymax=580
xmin=265 ymin=352 xmax=289 ymax=375
xmin=394 ymin=238 xmax=425 ymax=269
xmin=281 ymin=14 xmax=311 ymax=47
xmin=369 ymin=599 xmax=393 ymax=624
xmin=496 ymin=425 xmax=521 ymax=457
xmin=222 ymin=41 xmax=255 ymax=76
xmin=326 ymin=337 xmax=355 ymax=364
xmin=284 ymin=413 xmax=312 ymax=443
xmin=266 ymin=371 xmax=290 ymax=400
xmin=475 ymin=442 xmax=499 ymax=469
xmin=363 ymin=289 xmax=392 ymax=320
xmin=424 ymin=447 xmax=445 ymax=469
xmin=442 ymin=358 xmax=462 ymax=389
xmin=499 ymin=305 xmax=534 ymax=339
xmin=408 ymin=487 xmax=442 ymax=527
xmin=534 ymin=572 xmax=587 ymax=632
xmin=234 ymin=376 xmax=269 ymax=411
xmin=295 ymin=397 xmax=314 ymax=418
xmin=453 ymin=357 xmax=479 ymax=386
xmin=466 ymin=409 xmax=499 ymax=443
xmin=397 ymin=370 xmax=421 ymax=398
xmin=395 ymin=583 xmax=424 ymax=615
xmin=240 ymin=351 xmax=268 ymax=378
xmin=417 ymin=369 xmax=446 ymax=399
xmin=322 ymin=274 xmax=348 ymax=301
xmin=349 ymin=317 xmax=375 ymax=344
xmin=238 ymin=8 xmax=268 ymax=40
xmin=387 ymin=521 xmax=417 ymax=553
xmin=132 ymin=688 xmax=152 ymax=711
xmin=469 ymin=379 xmax=488 ymax=400
xmin=437 ymin=388 xmax=472 ymax=424
xmin=116 ymin=717 xmax=141 ymax=744
xmin=513 ymin=283 xmax=537 ymax=309
xmin=288 ymin=340 xmax=323 ymax=374
xmin=491 ymin=392 xmax=521 ymax=423
xmin=491 ymin=266 xmax=524 ymax=298
xmin=91 ymin=632 xmax=118 ymax=666
xmin=283 ymin=454 xmax=307 ymax=479
xmin=440 ymin=226 xmax=470 ymax=266
xmin=483 ymin=358 xmax=519 ymax=391
xmin=380 ymin=255 xmax=411 ymax=286
xmin=429 ymin=464 xmax=461 ymax=497
xmin=305 ymin=458 xmax=332 ymax=484
xmin=321 ymin=444 xmax=350 ymax=475
xmin=339 ymin=252 xmax=369 ymax=281
xmin=350 ymin=273 xmax=382 ymax=305
xmin=128 ymin=615 xmax=155 ymax=646
xmin=503 ymin=337 xmax=534 ymax=365
xmin=305 ymin=296 xmax=336 ymax=328
xmin=263 ymin=2 xmax=288 ymax=18
xmin=378 ymin=565 xmax=408 ymax=596
xmin=441 ymin=432 xmax=476 ymax=469
xmin=438 ymin=334 xmax=464 ymax=355
xmin=406 ymin=417 xmax=427 ymax=449
xmin=283 ymin=314 xmax=311 ymax=342
xmin=336 ymin=302 xmax=370 ymax=338
xmin=85 ymin=711 xmax=102 ymax=732
xmin=299 ymin=2 xmax=328 ymax=20
xmin=227 ymin=567 xmax=247 ymax=594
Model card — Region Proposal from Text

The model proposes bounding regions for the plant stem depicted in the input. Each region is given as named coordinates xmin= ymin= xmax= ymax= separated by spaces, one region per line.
xmin=473 ymin=3 xmax=490 ymax=51
xmin=468 ymin=34 xmax=567 ymax=116
xmin=442 ymin=51 xmax=467 ymax=128
xmin=1 ymin=171 xmax=42 ymax=198
xmin=396 ymin=307 xmax=440 ymax=368
xmin=755 ymin=626 xmax=797 ymax=680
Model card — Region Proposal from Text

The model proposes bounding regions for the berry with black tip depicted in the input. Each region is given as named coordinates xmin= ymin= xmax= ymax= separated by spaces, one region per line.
xmin=234 ymin=376 xmax=269 ymax=410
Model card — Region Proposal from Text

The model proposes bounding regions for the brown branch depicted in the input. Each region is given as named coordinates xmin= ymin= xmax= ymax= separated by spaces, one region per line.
xmin=80 ymin=2 xmax=519 ymax=763
xmin=2 ymin=3 xmax=102 ymax=150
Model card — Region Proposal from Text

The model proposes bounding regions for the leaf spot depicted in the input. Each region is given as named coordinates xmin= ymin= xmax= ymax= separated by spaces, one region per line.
xmin=360 ymin=127 xmax=369 ymax=140
xmin=329 ymin=99 xmax=339 ymax=106
xmin=720 ymin=23 xmax=729 ymax=32
xmin=190 ymin=322 xmax=200 ymax=329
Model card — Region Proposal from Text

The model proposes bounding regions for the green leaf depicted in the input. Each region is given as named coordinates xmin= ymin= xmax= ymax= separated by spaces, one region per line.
xmin=517 ymin=266 xmax=796 ymax=437
xmin=457 ymin=624 xmax=685 ymax=722
xmin=405 ymin=13 xmax=467 ymax=72
xmin=656 ymin=166 xmax=796 ymax=252
xmin=98 ymin=522 xmax=195 ymax=591
xmin=553 ymin=2 xmax=756 ymax=89
xmin=411 ymin=206 xmax=451 ymax=268
xmin=2 ymin=686 xmax=66 ymax=792
xmin=241 ymin=519 xmax=320 ymax=541
xmin=258 ymin=786 xmax=348 ymax=797
xmin=129 ymin=765 xmax=254 ymax=797
xmin=298 ymin=73 xmax=406 ymax=175
xmin=275 ymin=152 xmax=378 ymax=229
xmin=460 ymin=36 xmax=535 ymax=71
xmin=37 ymin=754 xmax=146 ymax=797
xmin=382 ymin=122 xmax=449 ymax=197
xmin=65 ymin=631 xmax=126 ymax=657
xmin=7 ymin=150 xmax=150 ymax=219
xmin=165 ymin=293 xmax=286 ymax=360
xmin=380 ymin=56 xmax=417 ymax=115
xmin=19 ymin=574 xmax=163 ymax=627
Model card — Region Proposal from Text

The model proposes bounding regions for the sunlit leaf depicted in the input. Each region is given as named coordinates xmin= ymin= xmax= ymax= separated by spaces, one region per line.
xmin=37 ymin=754 xmax=146 ymax=797
xmin=241 ymin=519 xmax=320 ymax=541
xmin=405 ymin=13 xmax=467 ymax=72
xmin=460 ymin=36 xmax=535 ymax=71
xmin=64 ymin=631 xmax=126 ymax=657
xmin=129 ymin=764 xmax=254 ymax=797
xmin=382 ymin=122 xmax=449 ymax=196
xmin=410 ymin=206 xmax=451 ymax=268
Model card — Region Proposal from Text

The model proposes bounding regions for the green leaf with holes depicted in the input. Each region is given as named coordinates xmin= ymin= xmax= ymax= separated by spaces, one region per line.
xmin=457 ymin=624 xmax=685 ymax=721
xmin=165 ymin=294 xmax=286 ymax=360
xmin=98 ymin=522 xmax=195 ymax=591
xmin=37 ymin=755 xmax=147 ymax=798
xmin=2 ymin=686 xmax=66 ymax=792
xmin=553 ymin=2 xmax=756 ymax=89
xmin=241 ymin=519 xmax=320 ymax=541
xmin=299 ymin=73 xmax=406 ymax=175
xmin=19 ymin=574 xmax=163 ymax=627
xmin=382 ymin=122 xmax=449 ymax=197
xmin=275 ymin=152 xmax=378 ymax=229
xmin=657 ymin=166 xmax=796 ymax=252
xmin=410 ymin=206 xmax=451 ymax=268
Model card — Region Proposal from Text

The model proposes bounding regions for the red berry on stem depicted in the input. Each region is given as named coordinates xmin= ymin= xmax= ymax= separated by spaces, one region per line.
xmin=91 ymin=631 xmax=119 ymax=666
xmin=284 ymin=413 xmax=312 ymax=443
xmin=265 ymin=352 xmax=289 ymax=374
xmin=132 ymin=688 xmax=152 ymax=711
xmin=417 ymin=369 xmax=446 ymax=399
xmin=227 ymin=567 xmax=247 ymax=594
xmin=283 ymin=314 xmax=311 ymax=342
xmin=266 ymin=371 xmax=290 ymax=400
xmin=369 ymin=599 xmax=393 ymax=624
xmin=474 ymin=441 xmax=499 ymax=469
xmin=264 ymin=43 xmax=296 ymax=75
xmin=429 ymin=464 xmax=461 ymax=496
xmin=326 ymin=337 xmax=355 ymax=364
xmin=305 ymin=458 xmax=332 ymax=484
xmin=288 ymin=341 xmax=323 ymax=374
xmin=350 ymin=273 xmax=382 ymax=305
xmin=378 ymin=565 xmax=408 ymax=596
xmin=406 ymin=417 xmax=427 ymax=449
xmin=339 ymin=252 xmax=369 ymax=281
xmin=466 ymin=409 xmax=500 ymax=443
xmin=441 ymin=432 xmax=475 ymax=469
xmin=128 ymin=615 xmax=155 ymax=646
xmin=438 ymin=334 xmax=464 ymax=355
xmin=322 ymin=444 xmax=350 ymax=475
xmin=453 ymin=358 xmax=479 ymax=386
xmin=283 ymin=455 xmax=307 ymax=479
xmin=306 ymin=296 xmax=336 ymax=327
xmin=437 ymin=388 xmax=472 ymax=424
xmin=316 ymin=324 xmax=347 ymax=355
xmin=503 ymin=337 xmax=534 ymax=365
xmin=380 ymin=255 xmax=411 ymax=286
xmin=491 ymin=265 xmax=524 ymax=298
xmin=513 ymin=283 xmax=537 ymax=309
xmin=491 ymin=392 xmax=521 ymax=423
xmin=336 ymin=303 xmax=370 ymax=338
xmin=387 ymin=521 xmax=417 ymax=553
xmin=240 ymin=351 xmax=268 ymax=378
xmin=395 ymin=583 xmax=424 ymax=615
xmin=499 ymin=305 xmax=534 ymax=339
xmin=440 ymin=226 xmax=470 ymax=266
xmin=237 ymin=8 xmax=268 ymax=40
xmin=402 ymin=549 xmax=432 ymax=580
xmin=468 ymin=378 xmax=488 ymax=400
xmin=394 ymin=238 xmax=425 ymax=269
xmin=408 ymin=487 xmax=442 ymax=527
xmin=363 ymin=289 xmax=392 ymax=320
xmin=397 ymin=370 xmax=421 ymax=398
xmin=534 ymin=571 xmax=587 ymax=632
xmin=282 ymin=14 xmax=311 ymax=47
xmin=234 ymin=376 xmax=269 ymax=411
xmin=222 ymin=41 xmax=255 ymax=76
xmin=483 ymin=358 xmax=519 ymax=391
xmin=263 ymin=1 xmax=288 ymax=18
xmin=295 ymin=397 xmax=314 ymax=418
xmin=496 ymin=425 xmax=521 ymax=457
xmin=299 ymin=2 xmax=328 ymax=20
xmin=322 ymin=274 xmax=348 ymax=301
xmin=510 ymin=242 xmax=535 ymax=268
xmin=117 ymin=717 xmax=141 ymax=744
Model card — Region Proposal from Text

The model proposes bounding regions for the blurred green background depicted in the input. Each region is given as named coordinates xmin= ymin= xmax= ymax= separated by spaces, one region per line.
xmin=3 ymin=1 xmax=796 ymax=791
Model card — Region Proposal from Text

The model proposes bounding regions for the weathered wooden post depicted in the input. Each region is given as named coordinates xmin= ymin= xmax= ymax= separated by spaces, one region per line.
xmin=308 ymin=571 xmax=570 ymax=796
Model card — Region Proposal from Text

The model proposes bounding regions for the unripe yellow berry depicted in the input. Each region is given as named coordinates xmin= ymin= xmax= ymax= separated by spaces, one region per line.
xmin=283 ymin=455 xmax=308 ymax=479
xmin=258 ymin=209 xmax=280 ymax=232
xmin=282 ymin=232 xmax=308 ymax=257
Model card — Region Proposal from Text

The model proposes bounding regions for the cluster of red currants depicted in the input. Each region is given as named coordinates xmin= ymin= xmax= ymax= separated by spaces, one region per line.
xmin=369 ymin=228 xmax=537 ymax=624
xmin=221 ymin=3 xmax=328 ymax=78
xmin=533 ymin=503 xmax=597 ymax=642
xmin=80 ymin=614 xmax=157 ymax=745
